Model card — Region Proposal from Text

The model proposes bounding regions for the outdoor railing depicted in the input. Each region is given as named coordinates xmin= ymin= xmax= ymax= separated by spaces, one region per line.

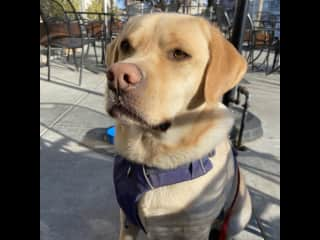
xmin=60 ymin=9 xmax=279 ymax=73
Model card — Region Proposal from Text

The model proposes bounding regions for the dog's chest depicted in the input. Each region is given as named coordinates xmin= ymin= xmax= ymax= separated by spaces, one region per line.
xmin=138 ymin=153 xmax=235 ymax=239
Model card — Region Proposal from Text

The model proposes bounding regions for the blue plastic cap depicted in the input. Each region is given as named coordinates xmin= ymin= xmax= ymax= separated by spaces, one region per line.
xmin=106 ymin=126 xmax=116 ymax=144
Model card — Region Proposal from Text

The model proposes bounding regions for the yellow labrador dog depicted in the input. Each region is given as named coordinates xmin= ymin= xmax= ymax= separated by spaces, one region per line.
xmin=105 ymin=13 xmax=252 ymax=240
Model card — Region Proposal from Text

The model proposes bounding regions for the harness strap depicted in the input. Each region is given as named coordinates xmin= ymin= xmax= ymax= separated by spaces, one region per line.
xmin=114 ymin=150 xmax=215 ymax=233
xmin=145 ymin=151 xmax=215 ymax=188
xmin=218 ymin=164 xmax=241 ymax=240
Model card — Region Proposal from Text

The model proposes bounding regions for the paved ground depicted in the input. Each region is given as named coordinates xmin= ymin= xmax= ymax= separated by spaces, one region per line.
xmin=40 ymin=52 xmax=279 ymax=240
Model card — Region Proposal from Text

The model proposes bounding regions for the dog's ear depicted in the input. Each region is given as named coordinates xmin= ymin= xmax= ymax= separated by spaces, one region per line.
xmin=204 ymin=25 xmax=247 ymax=104
xmin=106 ymin=37 xmax=119 ymax=66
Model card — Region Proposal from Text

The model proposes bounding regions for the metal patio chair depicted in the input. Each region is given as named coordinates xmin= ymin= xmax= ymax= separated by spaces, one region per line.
xmin=242 ymin=13 xmax=273 ymax=72
xmin=40 ymin=0 xmax=98 ymax=85
xmin=215 ymin=4 xmax=233 ymax=39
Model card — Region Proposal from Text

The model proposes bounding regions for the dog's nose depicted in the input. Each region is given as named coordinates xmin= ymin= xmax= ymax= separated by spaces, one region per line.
xmin=107 ymin=63 xmax=142 ymax=91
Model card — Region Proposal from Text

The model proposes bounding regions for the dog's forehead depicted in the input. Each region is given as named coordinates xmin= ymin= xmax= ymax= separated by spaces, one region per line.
xmin=122 ymin=14 xmax=209 ymax=49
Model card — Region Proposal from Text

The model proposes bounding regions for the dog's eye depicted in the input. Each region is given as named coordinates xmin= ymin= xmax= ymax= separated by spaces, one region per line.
xmin=120 ymin=39 xmax=132 ymax=53
xmin=170 ymin=49 xmax=191 ymax=61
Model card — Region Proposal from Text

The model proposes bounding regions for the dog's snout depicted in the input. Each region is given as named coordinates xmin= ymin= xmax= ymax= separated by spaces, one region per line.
xmin=107 ymin=63 xmax=142 ymax=91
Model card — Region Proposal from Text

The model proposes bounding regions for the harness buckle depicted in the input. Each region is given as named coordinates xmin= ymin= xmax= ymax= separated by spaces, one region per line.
xmin=142 ymin=165 xmax=154 ymax=189
xmin=200 ymin=158 xmax=206 ymax=173
xmin=127 ymin=165 xmax=132 ymax=177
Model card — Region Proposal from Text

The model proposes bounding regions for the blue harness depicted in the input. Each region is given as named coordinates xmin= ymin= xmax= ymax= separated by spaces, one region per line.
xmin=113 ymin=148 xmax=237 ymax=233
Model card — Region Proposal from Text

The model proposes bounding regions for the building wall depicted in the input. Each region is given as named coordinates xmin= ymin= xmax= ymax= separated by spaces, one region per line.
xmin=248 ymin=0 xmax=280 ymax=17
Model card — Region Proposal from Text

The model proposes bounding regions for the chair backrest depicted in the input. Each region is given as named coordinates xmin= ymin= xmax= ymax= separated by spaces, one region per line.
xmin=59 ymin=0 xmax=90 ymax=37
xmin=40 ymin=0 xmax=70 ymax=44
xmin=244 ymin=13 xmax=272 ymax=48
xmin=215 ymin=4 xmax=232 ymax=35
xmin=40 ymin=0 xmax=86 ymax=41
xmin=245 ymin=13 xmax=254 ymax=30
xmin=242 ymin=14 xmax=254 ymax=44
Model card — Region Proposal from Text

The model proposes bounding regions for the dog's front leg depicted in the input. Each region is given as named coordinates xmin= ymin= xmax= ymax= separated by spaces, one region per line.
xmin=119 ymin=209 xmax=140 ymax=240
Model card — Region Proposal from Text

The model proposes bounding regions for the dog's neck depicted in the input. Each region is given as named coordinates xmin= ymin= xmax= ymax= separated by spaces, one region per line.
xmin=114 ymin=102 xmax=234 ymax=169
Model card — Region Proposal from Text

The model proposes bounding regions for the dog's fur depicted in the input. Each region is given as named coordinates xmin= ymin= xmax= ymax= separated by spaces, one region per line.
xmin=106 ymin=13 xmax=252 ymax=240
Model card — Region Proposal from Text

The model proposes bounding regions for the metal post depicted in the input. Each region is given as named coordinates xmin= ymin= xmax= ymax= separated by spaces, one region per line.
xmin=223 ymin=0 xmax=249 ymax=106
xmin=236 ymin=86 xmax=249 ymax=150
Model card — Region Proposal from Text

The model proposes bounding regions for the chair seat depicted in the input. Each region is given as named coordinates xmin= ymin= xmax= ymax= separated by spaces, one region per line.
xmin=50 ymin=36 xmax=94 ymax=48
xmin=243 ymin=31 xmax=270 ymax=42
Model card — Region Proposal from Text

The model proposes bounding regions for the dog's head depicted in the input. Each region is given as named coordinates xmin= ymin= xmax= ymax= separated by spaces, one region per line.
xmin=106 ymin=13 xmax=247 ymax=131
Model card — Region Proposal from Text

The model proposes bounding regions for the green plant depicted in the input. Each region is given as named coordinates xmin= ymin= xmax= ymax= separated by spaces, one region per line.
xmin=86 ymin=0 xmax=103 ymax=20
xmin=55 ymin=0 xmax=81 ymax=20
xmin=60 ymin=0 xmax=81 ymax=11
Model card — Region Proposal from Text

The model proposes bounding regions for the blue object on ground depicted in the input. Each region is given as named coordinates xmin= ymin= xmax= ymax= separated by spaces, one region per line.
xmin=106 ymin=126 xmax=116 ymax=144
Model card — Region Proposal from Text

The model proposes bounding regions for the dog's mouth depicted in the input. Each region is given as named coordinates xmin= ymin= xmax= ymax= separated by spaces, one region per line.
xmin=108 ymin=104 xmax=148 ymax=126
xmin=108 ymin=104 xmax=171 ymax=132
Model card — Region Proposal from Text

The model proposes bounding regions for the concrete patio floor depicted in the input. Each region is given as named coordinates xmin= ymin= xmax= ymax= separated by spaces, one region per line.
xmin=40 ymin=55 xmax=279 ymax=240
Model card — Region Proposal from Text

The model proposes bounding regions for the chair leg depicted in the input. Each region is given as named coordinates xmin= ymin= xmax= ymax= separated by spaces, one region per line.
xmin=47 ymin=45 xmax=51 ymax=81
xmin=265 ymin=45 xmax=273 ymax=75
xmin=61 ymin=47 xmax=67 ymax=64
xmin=72 ymin=48 xmax=79 ymax=71
xmin=250 ymin=49 xmax=254 ymax=71
xmin=265 ymin=53 xmax=270 ymax=75
xmin=85 ymin=43 xmax=91 ymax=58
xmin=67 ymin=48 xmax=71 ymax=62
xmin=93 ymin=41 xmax=98 ymax=64
xmin=272 ymin=48 xmax=279 ymax=70
xmin=79 ymin=46 xmax=85 ymax=86
xmin=46 ymin=45 xmax=49 ymax=66
xmin=250 ymin=48 xmax=265 ymax=71
xmin=246 ymin=50 xmax=251 ymax=62
xmin=84 ymin=43 xmax=91 ymax=68
xmin=266 ymin=51 xmax=280 ymax=75
xmin=101 ymin=39 xmax=105 ymax=64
